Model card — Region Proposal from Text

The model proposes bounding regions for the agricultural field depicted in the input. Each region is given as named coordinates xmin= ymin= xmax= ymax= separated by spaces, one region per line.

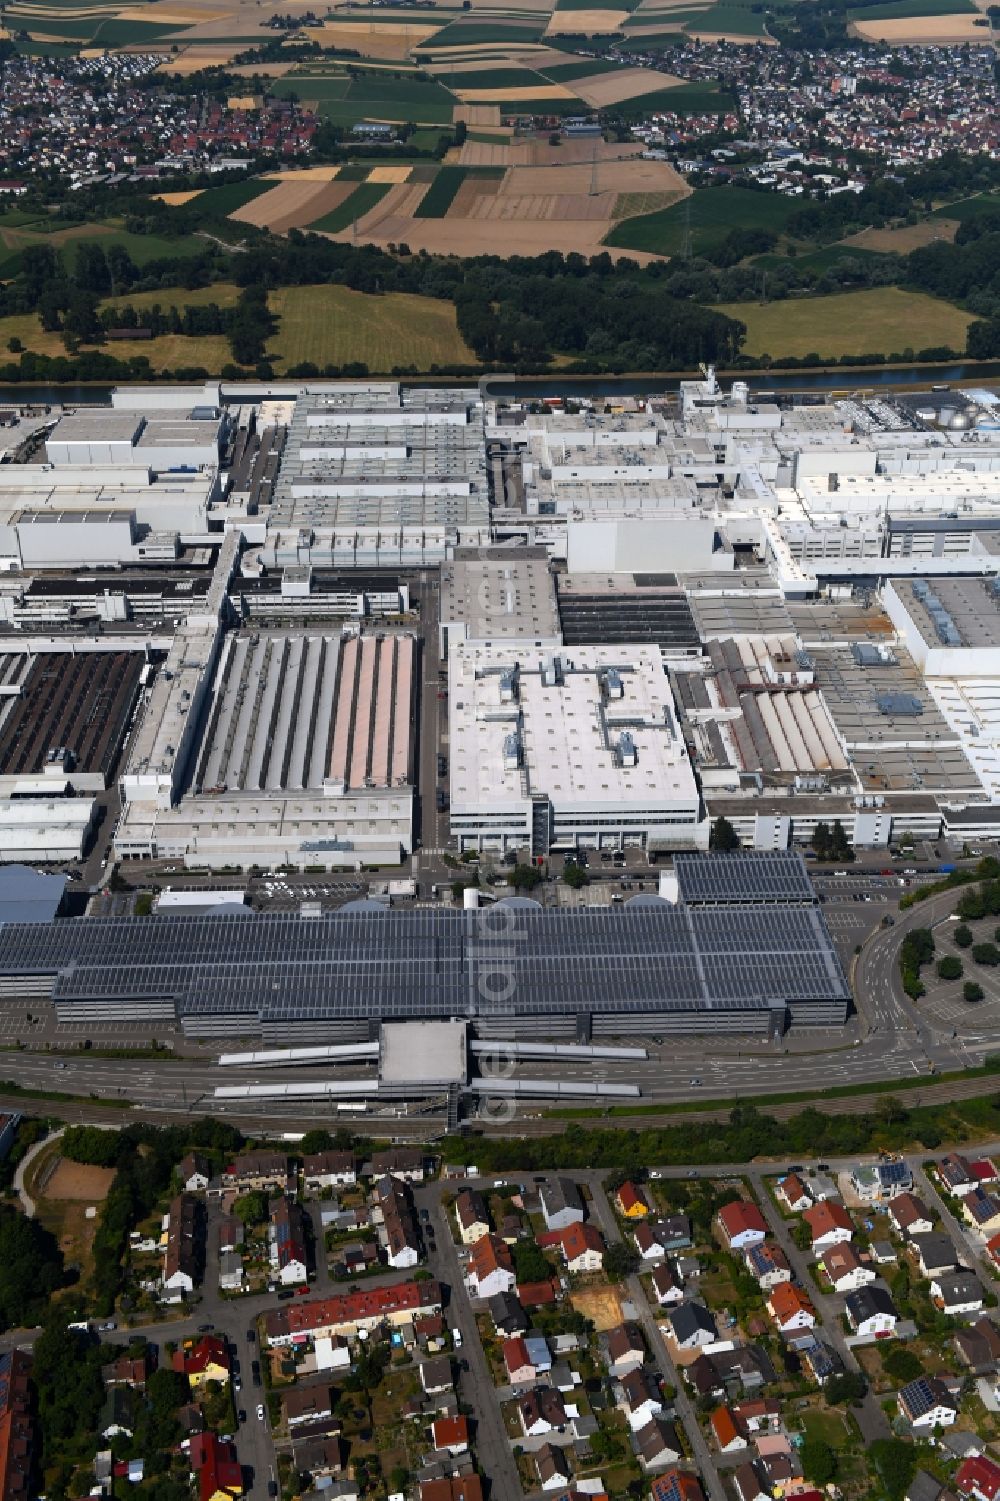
xmin=713 ymin=287 xmax=975 ymax=360
xmin=606 ymin=183 xmax=795 ymax=256
xmin=22 ymin=1138 xmax=115 ymax=1292
xmin=0 ymin=280 xmax=477 ymax=373
xmin=257 ymin=149 xmax=690 ymax=257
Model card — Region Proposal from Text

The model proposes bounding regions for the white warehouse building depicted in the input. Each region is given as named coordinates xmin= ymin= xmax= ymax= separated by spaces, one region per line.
xmin=448 ymin=643 xmax=703 ymax=856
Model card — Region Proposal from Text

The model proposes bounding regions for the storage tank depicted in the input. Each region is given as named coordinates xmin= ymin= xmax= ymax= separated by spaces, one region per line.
xmin=463 ymin=887 xmax=479 ymax=910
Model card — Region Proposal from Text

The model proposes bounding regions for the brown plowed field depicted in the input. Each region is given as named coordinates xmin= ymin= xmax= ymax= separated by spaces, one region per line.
xmin=458 ymin=142 xmax=514 ymax=167
xmin=470 ymin=190 xmax=617 ymax=220
xmin=233 ymin=179 xmax=354 ymax=232
xmin=447 ymin=176 xmax=504 ymax=215
xmin=350 ymin=181 xmax=432 ymax=239
xmin=573 ymin=65 xmax=686 ymax=106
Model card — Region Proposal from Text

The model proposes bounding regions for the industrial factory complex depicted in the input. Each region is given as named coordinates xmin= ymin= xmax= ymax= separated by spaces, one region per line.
xmin=3 ymin=371 xmax=1000 ymax=1066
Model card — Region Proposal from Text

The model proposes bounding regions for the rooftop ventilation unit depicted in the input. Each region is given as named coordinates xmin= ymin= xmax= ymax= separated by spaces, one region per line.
xmin=606 ymin=668 xmax=624 ymax=700
xmin=499 ymin=667 xmax=518 ymax=704
xmin=503 ymin=731 xmax=522 ymax=771
xmin=619 ymin=732 xmax=637 ymax=768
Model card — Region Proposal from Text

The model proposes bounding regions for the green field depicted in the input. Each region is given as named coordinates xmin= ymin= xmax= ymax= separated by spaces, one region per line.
xmin=442 ymin=66 xmax=546 ymax=87
xmin=930 ymin=193 xmax=1000 ymax=222
xmin=751 ymin=242 xmax=887 ymax=273
xmin=714 ymin=287 xmax=973 ymax=360
xmin=416 ymin=19 xmax=547 ymax=45
xmin=0 ymin=279 xmax=475 ymax=373
xmin=414 ymin=166 xmax=469 ymax=217
xmin=606 ymin=184 xmax=795 ymax=254
xmin=190 ymin=179 xmax=275 ymax=217
xmin=610 ymin=83 xmax=736 ymax=114
xmin=849 ymin=0 xmax=975 ymax=13
xmin=686 ymin=2 xmax=769 ymax=32
xmin=273 ymin=72 xmax=457 ymax=125
xmin=539 ymin=56 xmax=621 ymax=78
xmin=307 ymin=182 xmax=394 ymax=233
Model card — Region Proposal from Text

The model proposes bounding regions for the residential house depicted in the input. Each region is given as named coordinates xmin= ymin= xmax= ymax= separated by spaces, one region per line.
xmin=744 ymin=1243 xmax=791 ymax=1289
xmin=0 ymin=1350 xmax=34 ymax=1501
xmin=291 ymin=1437 xmax=345 ymax=1481
xmin=468 ymin=1235 xmax=516 ymax=1300
xmin=191 ymin=1432 xmax=243 ymax=1501
xmin=283 ymin=1386 xmax=334 ymax=1429
xmin=518 ymin=1280 xmax=558 ymax=1310
xmin=224 ymin=1152 xmax=291 ymax=1194
xmin=733 ymin=1399 xmax=781 ymax=1435
xmin=173 ymin=1336 xmax=230 ymax=1390
xmin=535 ymin=1443 xmax=571 ymax=1492
xmin=419 ymin=1482 xmax=484 ymax=1501
xmin=264 ymin=1280 xmax=443 ymax=1346
xmin=717 ymin=1201 xmax=767 ymax=1251
xmin=633 ymin=1416 xmax=683 ymax=1471
xmin=605 ymin=1324 xmax=646 ymax=1379
xmin=618 ymin=1368 xmax=663 ymax=1432
xmin=775 ymin=1173 xmax=811 ymax=1213
xmin=102 ymin=1354 xmax=148 ymax=1390
xmin=801 ymin=1338 xmax=844 ymax=1386
xmin=178 ymin=1153 xmax=211 ymax=1192
xmin=518 ymin=1388 xmax=567 ymax=1437
xmin=219 ymin=1250 xmax=244 ymax=1292
xmin=431 ymin=1416 xmax=469 ymax=1456
xmin=987 ymin=1233 xmax=1000 ymax=1270
xmin=420 ymin=1357 xmax=454 ymax=1396
xmin=489 ymin=1292 xmax=528 ymax=1336
xmin=939 ymin=1154 xmax=977 ymax=1197
xmin=962 ymin=1188 xmax=1000 ymax=1234
xmin=651 ymin=1263 xmax=684 ymax=1306
xmin=559 ymin=1222 xmax=604 ymax=1273
xmin=912 ymin=1233 xmax=958 ymax=1279
xmin=767 ymin=1283 xmax=815 ymax=1333
xmin=845 ymin=1286 xmax=898 ymax=1338
xmin=955 ymin=1318 xmax=1000 ymax=1373
xmin=898 ymin=1375 xmax=958 ymax=1430
xmin=270 ymin=1198 xmax=308 ymax=1286
xmin=657 ymin=1215 xmax=693 ymax=1251
xmin=650 ymin=1470 xmax=706 ymax=1501
xmin=851 ymin=1161 xmax=914 ymax=1203
xmin=906 ymin=1472 xmax=953 ymax=1501
xmin=374 ymin=1177 xmax=420 ymax=1270
xmin=871 ymin=1240 xmax=897 ymax=1265
xmin=369 ymin=1148 xmax=424 ymax=1183
xmin=504 ymin=1337 xmax=544 ymax=1386
xmin=889 ymin=1194 xmax=935 ymax=1239
xmin=804 ymin=1200 xmax=853 ymax=1253
xmin=539 ymin=1179 xmax=584 ymax=1231
xmin=710 ymin=1406 xmax=747 ymax=1453
xmin=163 ymin=1193 xmax=200 ymax=1299
xmin=932 ymin=1271 xmax=985 ymax=1316
xmin=218 ymin=1217 xmax=244 ymax=1255
xmin=454 ymin=1190 xmax=490 ymax=1246
xmin=956 ymin=1454 xmax=1000 ymax=1500
xmin=635 ymin=1222 xmax=667 ymax=1261
xmin=616 ymin=1182 xmax=649 ymax=1219
xmin=667 ymin=1302 xmax=718 ymax=1350
xmin=302 ymin=1151 xmax=356 ymax=1191
xmin=100 ymin=1389 xmax=134 ymax=1440
xmin=732 ymin=1463 xmax=770 ymax=1501
xmin=822 ymin=1242 xmax=876 ymax=1293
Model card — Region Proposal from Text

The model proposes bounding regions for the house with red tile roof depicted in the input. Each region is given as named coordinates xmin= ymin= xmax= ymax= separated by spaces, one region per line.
xmin=775 ymin=1174 xmax=811 ymax=1213
xmin=803 ymin=1201 xmax=853 ymax=1253
xmin=431 ymin=1415 xmax=469 ymax=1455
xmin=767 ymin=1283 xmax=816 ymax=1333
xmin=710 ymin=1405 xmax=747 ymax=1453
xmin=468 ymin=1236 xmax=516 ymax=1299
xmin=716 ymin=1201 xmax=767 ymax=1251
xmin=190 ymin=1432 xmax=242 ymax=1501
xmin=957 ymin=1454 xmax=1000 ymax=1500
xmin=616 ymin=1182 xmax=649 ymax=1219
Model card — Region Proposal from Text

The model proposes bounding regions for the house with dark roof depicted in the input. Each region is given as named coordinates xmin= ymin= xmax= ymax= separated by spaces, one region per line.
xmin=955 ymin=1317 xmax=1000 ymax=1373
xmin=932 ymin=1270 xmax=985 ymax=1316
xmin=845 ymin=1286 xmax=898 ymax=1337
xmin=667 ymin=1302 xmax=717 ymax=1350
xmin=898 ymin=1375 xmax=958 ymax=1430
xmin=539 ymin=1179 xmax=584 ymax=1231
xmin=633 ymin=1416 xmax=682 ymax=1471
xmin=889 ymin=1194 xmax=935 ymax=1238
xmin=912 ymin=1233 xmax=958 ymax=1279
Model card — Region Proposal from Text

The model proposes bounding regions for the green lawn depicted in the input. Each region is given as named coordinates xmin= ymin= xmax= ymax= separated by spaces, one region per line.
xmin=713 ymin=287 xmax=974 ymax=360
xmin=306 ymin=181 xmax=394 ymax=233
xmin=606 ymin=184 xmax=794 ymax=255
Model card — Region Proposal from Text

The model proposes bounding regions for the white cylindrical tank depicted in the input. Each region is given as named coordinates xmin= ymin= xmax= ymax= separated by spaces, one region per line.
xmin=463 ymin=887 xmax=480 ymax=910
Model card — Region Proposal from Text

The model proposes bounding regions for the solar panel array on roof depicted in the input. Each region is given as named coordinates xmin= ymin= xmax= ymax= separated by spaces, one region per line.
xmin=674 ymin=851 xmax=816 ymax=906
xmin=0 ymin=903 xmax=849 ymax=1027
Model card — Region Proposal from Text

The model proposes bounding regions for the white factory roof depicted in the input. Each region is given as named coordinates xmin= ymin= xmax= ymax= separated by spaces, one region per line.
xmin=449 ymin=643 xmax=698 ymax=810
